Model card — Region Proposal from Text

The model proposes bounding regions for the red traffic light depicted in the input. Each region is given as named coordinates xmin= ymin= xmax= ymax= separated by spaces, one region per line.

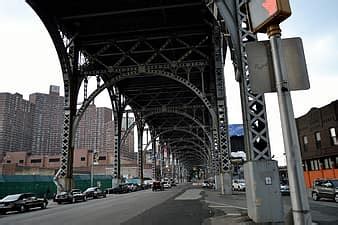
xmin=248 ymin=0 xmax=291 ymax=33
xmin=262 ymin=0 xmax=277 ymax=16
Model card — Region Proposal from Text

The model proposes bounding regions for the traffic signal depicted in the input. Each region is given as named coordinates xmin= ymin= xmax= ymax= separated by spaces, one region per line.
xmin=248 ymin=0 xmax=291 ymax=33
xmin=93 ymin=151 xmax=99 ymax=165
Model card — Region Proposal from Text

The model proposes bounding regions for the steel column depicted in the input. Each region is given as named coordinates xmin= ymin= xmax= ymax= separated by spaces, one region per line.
xmin=137 ymin=121 xmax=145 ymax=183
xmin=236 ymin=0 xmax=271 ymax=161
xmin=213 ymin=24 xmax=232 ymax=194
xmin=151 ymin=130 xmax=157 ymax=180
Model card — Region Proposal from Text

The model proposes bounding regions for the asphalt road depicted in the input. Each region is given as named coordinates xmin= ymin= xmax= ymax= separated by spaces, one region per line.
xmin=1 ymin=185 xmax=337 ymax=225
xmin=284 ymin=196 xmax=338 ymax=225
xmin=0 ymin=184 xmax=191 ymax=225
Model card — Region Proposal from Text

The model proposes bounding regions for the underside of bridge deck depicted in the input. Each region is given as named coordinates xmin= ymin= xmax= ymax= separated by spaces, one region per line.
xmin=27 ymin=0 xmax=271 ymax=193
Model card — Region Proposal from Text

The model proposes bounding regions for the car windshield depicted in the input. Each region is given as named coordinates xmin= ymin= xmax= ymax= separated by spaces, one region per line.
xmin=238 ymin=180 xmax=245 ymax=184
xmin=85 ymin=187 xmax=96 ymax=191
xmin=1 ymin=194 xmax=21 ymax=201
xmin=72 ymin=189 xmax=81 ymax=193
xmin=331 ymin=180 xmax=338 ymax=186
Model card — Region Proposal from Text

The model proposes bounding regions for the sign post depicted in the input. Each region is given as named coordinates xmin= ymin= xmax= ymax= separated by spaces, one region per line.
xmin=267 ymin=24 xmax=312 ymax=225
xmin=247 ymin=0 xmax=312 ymax=224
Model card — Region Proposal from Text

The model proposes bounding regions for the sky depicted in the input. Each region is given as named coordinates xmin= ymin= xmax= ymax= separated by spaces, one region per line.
xmin=1 ymin=0 xmax=338 ymax=166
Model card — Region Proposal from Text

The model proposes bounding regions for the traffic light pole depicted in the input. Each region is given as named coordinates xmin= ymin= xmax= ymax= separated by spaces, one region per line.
xmin=267 ymin=24 xmax=312 ymax=225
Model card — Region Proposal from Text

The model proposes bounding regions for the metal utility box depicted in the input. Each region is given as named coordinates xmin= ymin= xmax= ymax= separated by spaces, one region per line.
xmin=244 ymin=160 xmax=284 ymax=223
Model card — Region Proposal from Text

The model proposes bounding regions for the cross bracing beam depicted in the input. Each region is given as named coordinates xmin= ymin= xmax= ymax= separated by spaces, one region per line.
xmin=170 ymin=146 xmax=208 ymax=160
xmin=142 ymin=128 xmax=210 ymax=156
xmin=76 ymin=67 xmax=217 ymax=127
xmin=60 ymin=3 xmax=203 ymax=20
xmin=120 ymin=110 xmax=212 ymax=148
xmin=168 ymin=139 xmax=207 ymax=153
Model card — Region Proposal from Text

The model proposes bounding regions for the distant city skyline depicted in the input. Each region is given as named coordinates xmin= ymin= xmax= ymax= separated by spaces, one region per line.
xmin=0 ymin=86 xmax=135 ymax=157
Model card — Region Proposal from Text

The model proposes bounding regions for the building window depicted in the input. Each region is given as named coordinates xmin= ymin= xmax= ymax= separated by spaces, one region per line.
xmin=311 ymin=160 xmax=320 ymax=171
xmin=49 ymin=158 xmax=60 ymax=163
xmin=19 ymin=160 xmax=24 ymax=164
xmin=329 ymin=127 xmax=337 ymax=146
xmin=31 ymin=159 xmax=42 ymax=163
xmin=6 ymin=160 xmax=11 ymax=164
xmin=315 ymin=132 xmax=321 ymax=149
xmin=80 ymin=157 xmax=86 ymax=161
xmin=323 ymin=158 xmax=329 ymax=169
xmin=303 ymin=136 xmax=308 ymax=152
xmin=98 ymin=156 xmax=106 ymax=161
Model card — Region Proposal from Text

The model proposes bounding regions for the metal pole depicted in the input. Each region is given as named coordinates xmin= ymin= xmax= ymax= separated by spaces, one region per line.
xmin=267 ymin=25 xmax=312 ymax=225
xmin=91 ymin=151 xmax=94 ymax=187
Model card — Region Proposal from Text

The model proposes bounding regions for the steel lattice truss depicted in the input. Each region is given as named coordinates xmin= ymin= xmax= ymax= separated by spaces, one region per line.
xmin=27 ymin=0 xmax=271 ymax=191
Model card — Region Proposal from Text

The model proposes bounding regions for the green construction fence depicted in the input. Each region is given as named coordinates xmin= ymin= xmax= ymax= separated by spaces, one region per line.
xmin=0 ymin=175 xmax=112 ymax=199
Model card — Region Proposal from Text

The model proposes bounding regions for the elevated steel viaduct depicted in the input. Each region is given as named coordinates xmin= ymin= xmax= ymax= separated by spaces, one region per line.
xmin=27 ymin=0 xmax=272 ymax=195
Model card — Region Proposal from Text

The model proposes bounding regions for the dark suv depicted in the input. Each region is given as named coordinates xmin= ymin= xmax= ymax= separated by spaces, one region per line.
xmin=54 ymin=189 xmax=87 ymax=204
xmin=312 ymin=179 xmax=338 ymax=202
xmin=0 ymin=193 xmax=47 ymax=214
xmin=83 ymin=187 xmax=106 ymax=199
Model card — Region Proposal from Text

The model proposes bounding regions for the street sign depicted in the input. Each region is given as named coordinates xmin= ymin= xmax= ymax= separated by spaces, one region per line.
xmin=246 ymin=37 xmax=310 ymax=94
xmin=248 ymin=0 xmax=291 ymax=33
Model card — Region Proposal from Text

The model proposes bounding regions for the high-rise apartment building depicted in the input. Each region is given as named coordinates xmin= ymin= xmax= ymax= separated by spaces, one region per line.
xmin=75 ymin=104 xmax=114 ymax=154
xmin=29 ymin=85 xmax=64 ymax=155
xmin=104 ymin=120 xmax=115 ymax=153
xmin=0 ymin=85 xmax=135 ymax=163
xmin=97 ymin=107 xmax=112 ymax=152
xmin=0 ymin=93 xmax=34 ymax=155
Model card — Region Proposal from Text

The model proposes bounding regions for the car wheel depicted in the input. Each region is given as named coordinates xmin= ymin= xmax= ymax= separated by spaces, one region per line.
xmin=84 ymin=196 xmax=87 ymax=201
xmin=312 ymin=192 xmax=319 ymax=201
xmin=19 ymin=205 xmax=26 ymax=213
xmin=72 ymin=197 xmax=76 ymax=203
xmin=41 ymin=202 xmax=47 ymax=209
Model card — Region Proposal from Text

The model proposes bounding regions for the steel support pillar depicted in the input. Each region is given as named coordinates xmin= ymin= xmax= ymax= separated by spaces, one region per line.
xmin=151 ymin=130 xmax=157 ymax=180
xmin=54 ymin=44 xmax=80 ymax=193
xmin=234 ymin=0 xmax=283 ymax=223
xmin=213 ymin=24 xmax=232 ymax=195
xmin=137 ymin=122 xmax=144 ymax=185
xmin=113 ymin=110 xmax=122 ymax=186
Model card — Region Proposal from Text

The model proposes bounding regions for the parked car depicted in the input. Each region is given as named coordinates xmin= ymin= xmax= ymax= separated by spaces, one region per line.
xmin=0 ymin=193 xmax=47 ymax=214
xmin=280 ymin=182 xmax=290 ymax=195
xmin=312 ymin=179 xmax=338 ymax=202
xmin=54 ymin=189 xmax=87 ymax=204
xmin=202 ymin=180 xmax=211 ymax=188
xmin=127 ymin=183 xmax=141 ymax=192
xmin=163 ymin=181 xmax=171 ymax=189
xmin=106 ymin=184 xmax=130 ymax=194
xmin=143 ymin=178 xmax=154 ymax=189
xmin=152 ymin=181 xmax=164 ymax=191
xmin=232 ymin=179 xmax=246 ymax=191
xmin=83 ymin=187 xmax=106 ymax=199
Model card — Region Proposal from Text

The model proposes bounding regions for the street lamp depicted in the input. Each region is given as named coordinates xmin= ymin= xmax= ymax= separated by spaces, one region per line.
xmin=91 ymin=150 xmax=98 ymax=187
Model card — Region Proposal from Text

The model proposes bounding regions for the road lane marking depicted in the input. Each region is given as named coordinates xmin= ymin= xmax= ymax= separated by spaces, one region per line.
xmin=203 ymin=200 xmax=247 ymax=210
xmin=175 ymin=189 xmax=202 ymax=200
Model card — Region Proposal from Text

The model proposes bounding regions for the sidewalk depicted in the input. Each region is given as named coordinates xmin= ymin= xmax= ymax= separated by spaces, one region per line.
xmin=201 ymin=189 xmax=322 ymax=225
xmin=202 ymin=189 xmax=255 ymax=225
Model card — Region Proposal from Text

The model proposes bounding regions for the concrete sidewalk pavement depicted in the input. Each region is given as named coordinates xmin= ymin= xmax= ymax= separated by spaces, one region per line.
xmin=201 ymin=189 xmax=326 ymax=225
xmin=201 ymin=189 xmax=255 ymax=225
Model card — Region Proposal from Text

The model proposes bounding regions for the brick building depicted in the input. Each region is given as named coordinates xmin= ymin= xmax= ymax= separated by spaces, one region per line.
xmin=296 ymin=100 xmax=338 ymax=187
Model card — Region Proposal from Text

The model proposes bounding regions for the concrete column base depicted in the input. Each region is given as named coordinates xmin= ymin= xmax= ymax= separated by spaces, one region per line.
xmin=215 ymin=174 xmax=220 ymax=190
xmin=112 ymin=178 xmax=120 ymax=187
xmin=222 ymin=172 xmax=232 ymax=195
